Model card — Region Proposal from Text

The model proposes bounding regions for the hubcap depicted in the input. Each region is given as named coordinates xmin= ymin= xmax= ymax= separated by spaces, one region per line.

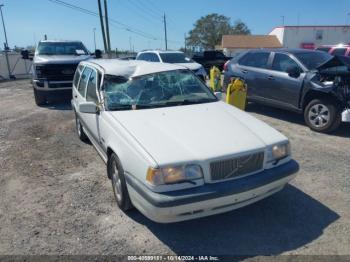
xmin=308 ymin=104 xmax=330 ymax=128
xmin=111 ymin=161 xmax=122 ymax=202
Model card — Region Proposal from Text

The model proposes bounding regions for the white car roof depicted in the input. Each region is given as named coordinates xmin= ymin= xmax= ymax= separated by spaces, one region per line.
xmin=86 ymin=59 xmax=186 ymax=77
xmin=139 ymin=50 xmax=183 ymax=54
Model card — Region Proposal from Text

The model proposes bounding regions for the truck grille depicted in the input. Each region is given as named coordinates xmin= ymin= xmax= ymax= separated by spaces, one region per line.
xmin=210 ymin=152 xmax=264 ymax=181
xmin=37 ymin=64 xmax=78 ymax=81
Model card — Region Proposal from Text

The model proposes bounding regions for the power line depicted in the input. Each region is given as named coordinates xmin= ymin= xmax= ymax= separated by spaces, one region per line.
xmin=48 ymin=0 xmax=183 ymax=48
xmin=48 ymin=0 xmax=158 ymax=40
xmin=118 ymin=0 xmax=162 ymax=25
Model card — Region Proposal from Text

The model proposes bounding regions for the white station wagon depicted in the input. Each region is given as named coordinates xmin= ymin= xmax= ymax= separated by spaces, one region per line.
xmin=71 ymin=59 xmax=299 ymax=223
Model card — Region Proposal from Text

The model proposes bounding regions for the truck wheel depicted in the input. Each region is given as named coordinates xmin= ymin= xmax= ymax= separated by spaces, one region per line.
xmin=33 ymin=89 xmax=46 ymax=106
xmin=74 ymin=112 xmax=89 ymax=142
xmin=304 ymin=99 xmax=340 ymax=133
xmin=108 ymin=153 xmax=133 ymax=211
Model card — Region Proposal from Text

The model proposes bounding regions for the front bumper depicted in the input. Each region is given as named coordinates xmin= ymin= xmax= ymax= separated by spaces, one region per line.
xmin=126 ymin=160 xmax=299 ymax=223
xmin=32 ymin=79 xmax=72 ymax=91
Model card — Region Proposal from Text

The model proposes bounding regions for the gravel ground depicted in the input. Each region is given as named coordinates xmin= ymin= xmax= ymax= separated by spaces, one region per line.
xmin=0 ymin=80 xmax=349 ymax=257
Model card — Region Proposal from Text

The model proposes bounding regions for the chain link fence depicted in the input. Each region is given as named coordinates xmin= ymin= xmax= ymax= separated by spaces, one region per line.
xmin=0 ymin=51 xmax=32 ymax=80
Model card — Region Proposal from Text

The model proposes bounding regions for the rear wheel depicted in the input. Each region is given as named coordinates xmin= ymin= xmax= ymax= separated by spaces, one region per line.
xmin=108 ymin=153 xmax=133 ymax=211
xmin=304 ymin=99 xmax=340 ymax=133
xmin=33 ymin=89 xmax=46 ymax=106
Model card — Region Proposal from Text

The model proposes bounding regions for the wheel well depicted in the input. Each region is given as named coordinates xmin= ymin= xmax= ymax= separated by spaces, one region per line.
xmin=302 ymin=91 xmax=337 ymax=110
xmin=106 ymin=147 xmax=114 ymax=179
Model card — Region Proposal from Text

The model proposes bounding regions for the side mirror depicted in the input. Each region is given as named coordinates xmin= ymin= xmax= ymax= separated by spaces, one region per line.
xmin=287 ymin=66 xmax=301 ymax=78
xmin=94 ymin=49 xmax=102 ymax=59
xmin=79 ymin=102 xmax=98 ymax=114
xmin=21 ymin=49 xmax=29 ymax=60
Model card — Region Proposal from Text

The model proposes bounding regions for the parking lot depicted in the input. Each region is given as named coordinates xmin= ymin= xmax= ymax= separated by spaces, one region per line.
xmin=1 ymin=79 xmax=350 ymax=256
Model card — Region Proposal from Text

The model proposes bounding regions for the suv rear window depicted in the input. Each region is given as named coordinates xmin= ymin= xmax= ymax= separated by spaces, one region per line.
xmin=239 ymin=52 xmax=270 ymax=69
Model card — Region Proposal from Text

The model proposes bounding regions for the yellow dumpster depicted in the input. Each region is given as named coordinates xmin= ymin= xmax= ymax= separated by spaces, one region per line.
xmin=209 ymin=66 xmax=222 ymax=92
xmin=226 ymin=78 xmax=247 ymax=110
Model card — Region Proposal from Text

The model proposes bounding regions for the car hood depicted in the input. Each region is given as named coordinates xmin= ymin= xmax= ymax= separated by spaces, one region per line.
xmin=317 ymin=55 xmax=350 ymax=71
xmin=34 ymin=54 xmax=91 ymax=64
xmin=173 ymin=62 xmax=202 ymax=71
xmin=109 ymin=101 xmax=287 ymax=166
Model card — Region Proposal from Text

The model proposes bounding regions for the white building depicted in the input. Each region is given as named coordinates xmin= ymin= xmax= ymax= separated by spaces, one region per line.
xmin=269 ymin=25 xmax=350 ymax=49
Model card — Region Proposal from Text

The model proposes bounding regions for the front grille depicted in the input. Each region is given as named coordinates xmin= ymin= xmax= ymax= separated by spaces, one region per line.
xmin=37 ymin=64 xmax=78 ymax=81
xmin=210 ymin=152 xmax=264 ymax=181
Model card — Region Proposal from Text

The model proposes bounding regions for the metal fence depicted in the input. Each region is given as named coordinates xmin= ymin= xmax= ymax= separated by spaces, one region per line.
xmin=0 ymin=51 xmax=32 ymax=80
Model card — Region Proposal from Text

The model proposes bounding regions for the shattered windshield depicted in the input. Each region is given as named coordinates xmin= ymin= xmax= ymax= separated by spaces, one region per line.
xmin=37 ymin=42 xmax=89 ymax=55
xmin=102 ymin=70 xmax=217 ymax=111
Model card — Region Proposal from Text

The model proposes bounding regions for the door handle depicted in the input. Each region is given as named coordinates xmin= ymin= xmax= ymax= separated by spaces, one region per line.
xmin=267 ymin=76 xmax=275 ymax=80
xmin=241 ymin=70 xmax=248 ymax=74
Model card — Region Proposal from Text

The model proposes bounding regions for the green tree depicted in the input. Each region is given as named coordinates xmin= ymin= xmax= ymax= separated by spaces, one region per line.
xmin=187 ymin=14 xmax=250 ymax=49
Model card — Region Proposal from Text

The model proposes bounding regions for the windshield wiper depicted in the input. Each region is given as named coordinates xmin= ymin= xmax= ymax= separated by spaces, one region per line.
xmin=165 ymin=98 xmax=216 ymax=106
xmin=108 ymin=104 xmax=133 ymax=111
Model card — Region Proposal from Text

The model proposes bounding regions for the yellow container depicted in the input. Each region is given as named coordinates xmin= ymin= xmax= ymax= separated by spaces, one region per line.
xmin=209 ymin=66 xmax=222 ymax=92
xmin=226 ymin=78 xmax=247 ymax=110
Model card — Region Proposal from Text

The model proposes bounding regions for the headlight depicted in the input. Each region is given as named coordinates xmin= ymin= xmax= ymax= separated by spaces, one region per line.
xmin=35 ymin=65 xmax=44 ymax=77
xmin=266 ymin=142 xmax=290 ymax=163
xmin=146 ymin=164 xmax=203 ymax=186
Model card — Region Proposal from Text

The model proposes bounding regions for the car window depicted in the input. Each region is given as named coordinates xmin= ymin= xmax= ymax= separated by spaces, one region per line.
xmin=331 ymin=48 xmax=347 ymax=56
xmin=78 ymin=67 xmax=92 ymax=97
xmin=294 ymin=51 xmax=332 ymax=70
xmin=149 ymin=53 xmax=160 ymax=62
xmin=316 ymin=47 xmax=331 ymax=53
xmin=86 ymin=70 xmax=99 ymax=103
xmin=215 ymin=52 xmax=226 ymax=59
xmin=272 ymin=53 xmax=301 ymax=73
xmin=137 ymin=53 xmax=147 ymax=61
xmin=159 ymin=53 xmax=192 ymax=63
xmin=239 ymin=52 xmax=270 ymax=69
xmin=73 ymin=65 xmax=84 ymax=88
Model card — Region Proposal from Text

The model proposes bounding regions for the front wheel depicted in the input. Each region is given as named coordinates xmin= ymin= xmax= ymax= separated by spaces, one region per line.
xmin=108 ymin=153 xmax=133 ymax=211
xmin=304 ymin=99 xmax=340 ymax=133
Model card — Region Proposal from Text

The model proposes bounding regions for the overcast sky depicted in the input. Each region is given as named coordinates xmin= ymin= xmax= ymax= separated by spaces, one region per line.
xmin=2 ymin=0 xmax=350 ymax=52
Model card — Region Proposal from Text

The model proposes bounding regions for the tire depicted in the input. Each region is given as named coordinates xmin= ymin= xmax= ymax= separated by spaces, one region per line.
xmin=108 ymin=153 xmax=133 ymax=211
xmin=33 ymin=89 xmax=46 ymax=106
xmin=304 ymin=99 xmax=341 ymax=133
xmin=74 ymin=111 xmax=89 ymax=142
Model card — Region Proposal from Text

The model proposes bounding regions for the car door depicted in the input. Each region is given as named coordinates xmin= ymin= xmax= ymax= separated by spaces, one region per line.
xmin=266 ymin=52 xmax=304 ymax=108
xmin=236 ymin=51 xmax=272 ymax=100
xmin=79 ymin=67 xmax=103 ymax=145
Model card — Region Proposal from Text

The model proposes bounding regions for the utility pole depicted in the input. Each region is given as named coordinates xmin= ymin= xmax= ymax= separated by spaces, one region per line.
xmin=163 ymin=13 xmax=168 ymax=50
xmin=129 ymin=37 xmax=132 ymax=52
xmin=93 ymin=28 xmax=97 ymax=50
xmin=0 ymin=4 xmax=13 ymax=79
xmin=281 ymin=15 xmax=285 ymax=26
xmin=104 ymin=0 xmax=111 ymax=55
xmin=97 ymin=0 xmax=107 ymax=53
xmin=184 ymin=33 xmax=187 ymax=53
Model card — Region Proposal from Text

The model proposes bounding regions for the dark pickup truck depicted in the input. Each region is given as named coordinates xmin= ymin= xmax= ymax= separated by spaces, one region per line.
xmin=224 ymin=49 xmax=350 ymax=133
xmin=192 ymin=50 xmax=231 ymax=72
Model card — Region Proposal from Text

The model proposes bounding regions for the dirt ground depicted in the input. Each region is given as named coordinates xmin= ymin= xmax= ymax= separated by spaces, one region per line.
xmin=0 ymin=80 xmax=350 ymax=257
